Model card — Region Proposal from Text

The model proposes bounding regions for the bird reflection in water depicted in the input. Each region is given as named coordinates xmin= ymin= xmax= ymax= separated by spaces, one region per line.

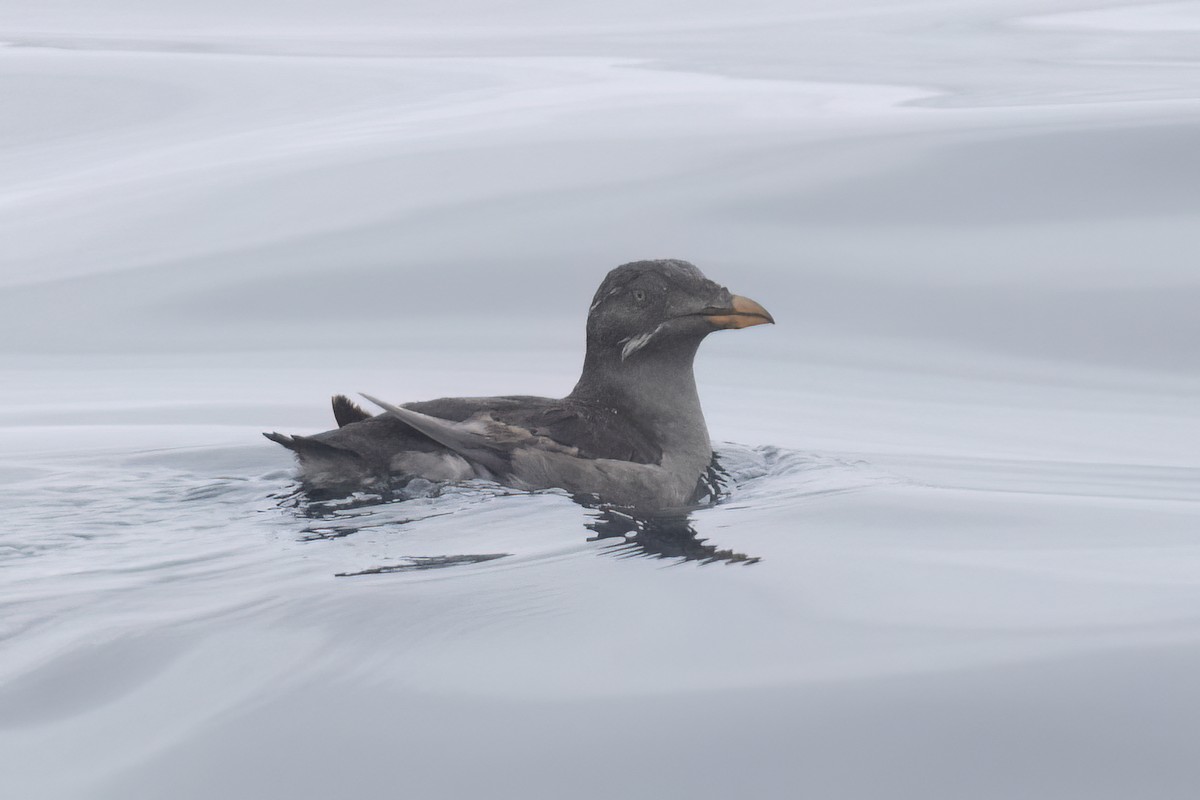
xmin=583 ymin=507 xmax=759 ymax=565
xmin=276 ymin=459 xmax=758 ymax=569
xmin=574 ymin=458 xmax=759 ymax=565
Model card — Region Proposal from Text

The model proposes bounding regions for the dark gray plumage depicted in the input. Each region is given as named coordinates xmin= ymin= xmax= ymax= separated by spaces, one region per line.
xmin=264 ymin=259 xmax=773 ymax=509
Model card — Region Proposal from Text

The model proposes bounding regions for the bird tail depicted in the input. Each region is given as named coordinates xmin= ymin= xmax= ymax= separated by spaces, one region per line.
xmin=262 ymin=431 xmax=351 ymax=458
xmin=262 ymin=431 xmax=376 ymax=491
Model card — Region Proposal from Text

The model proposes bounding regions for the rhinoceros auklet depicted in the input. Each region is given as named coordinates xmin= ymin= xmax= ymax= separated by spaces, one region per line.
xmin=265 ymin=259 xmax=772 ymax=509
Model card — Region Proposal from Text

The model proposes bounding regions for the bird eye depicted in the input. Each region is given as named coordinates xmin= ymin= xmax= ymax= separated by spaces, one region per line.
xmin=632 ymin=289 xmax=647 ymax=303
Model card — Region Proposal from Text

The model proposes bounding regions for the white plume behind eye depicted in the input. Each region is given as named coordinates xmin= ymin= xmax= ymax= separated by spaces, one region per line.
xmin=619 ymin=323 xmax=667 ymax=361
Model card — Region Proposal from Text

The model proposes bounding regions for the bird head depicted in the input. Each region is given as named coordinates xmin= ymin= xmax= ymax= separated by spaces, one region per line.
xmin=584 ymin=259 xmax=773 ymax=362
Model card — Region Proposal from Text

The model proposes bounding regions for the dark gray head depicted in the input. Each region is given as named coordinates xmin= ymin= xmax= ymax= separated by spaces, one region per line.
xmin=583 ymin=259 xmax=773 ymax=362
xmin=571 ymin=259 xmax=773 ymax=408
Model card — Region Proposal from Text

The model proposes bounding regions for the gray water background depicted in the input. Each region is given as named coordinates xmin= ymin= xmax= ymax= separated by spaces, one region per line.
xmin=2 ymin=1 xmax=1200 ymax=797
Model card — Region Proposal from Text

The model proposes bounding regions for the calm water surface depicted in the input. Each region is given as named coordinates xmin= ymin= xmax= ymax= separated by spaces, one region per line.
xmin=2 ymin=1 xmax=1200 ymax=797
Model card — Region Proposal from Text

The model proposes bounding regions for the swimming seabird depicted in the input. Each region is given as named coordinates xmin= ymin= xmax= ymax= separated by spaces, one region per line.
xmin=264 ymin=259 xmax=773 ymax=509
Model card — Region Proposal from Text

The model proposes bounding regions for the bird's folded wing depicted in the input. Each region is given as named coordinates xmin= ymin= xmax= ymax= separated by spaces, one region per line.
xmin=510 ymin=404 xmax=661 ymax=464
xmin=360 ymin=393 xmax=512 ymax=475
